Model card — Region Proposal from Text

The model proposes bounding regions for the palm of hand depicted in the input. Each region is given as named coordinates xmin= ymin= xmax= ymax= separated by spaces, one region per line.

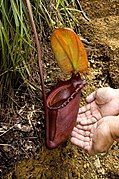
xmin=71 ymin=117 xmax=114 ymax=155
xmin=71 ymin=87 xmax=119 ymax=154
xmin=78 ymin=87 xmax=119 ymax=125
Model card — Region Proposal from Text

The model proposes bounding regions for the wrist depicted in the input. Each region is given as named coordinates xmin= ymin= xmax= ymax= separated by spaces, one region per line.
xmin=110 ymin=116 xmax=119 ymax=140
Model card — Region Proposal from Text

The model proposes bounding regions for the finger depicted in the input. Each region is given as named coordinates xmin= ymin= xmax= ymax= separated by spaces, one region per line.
xmin=77 ymin=116 xmax=87 ymax=124
xmin=95 ymin=87 xmax=111 ymax=104
xmin=78 ymin=117 xmax=87 ymax=125
xmin=77 ymin=113 xmax=86 ymax=120
xmin=72 ymin=127 xmax=83 ymax=134
xmin=79 ymin=106 xmax=87 ymax=114
xmin=72 ymin=127 xmax=91 ymax=137
xmin=71 ymin=137 xmax=84 ymax=148
xmin=71 ymin=131 xmax=90 ymax=142
xmin=80 ymin=117 xmax=97 ymax=125
xmin=86 ymin=91 xmax=96 ymax=103
xmin=77 ymin=112 xmax=87 ymax=124
xmin=71 ymin=137 xmax=90 ymax=149
xmin=78 ymin=103 xmax=91 ymax=114
xmin=76 ymin=124 xmax=93 ymax=131
xmin=84 ymin=140 xmax=92 ymax=151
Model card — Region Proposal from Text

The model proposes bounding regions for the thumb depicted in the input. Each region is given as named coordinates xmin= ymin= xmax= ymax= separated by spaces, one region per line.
xmin=86 ymin=91 xmax=96 ymax=103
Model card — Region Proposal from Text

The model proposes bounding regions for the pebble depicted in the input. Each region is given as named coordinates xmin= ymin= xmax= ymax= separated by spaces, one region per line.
xmin=94 ymin=158 xmax=101 ymax=168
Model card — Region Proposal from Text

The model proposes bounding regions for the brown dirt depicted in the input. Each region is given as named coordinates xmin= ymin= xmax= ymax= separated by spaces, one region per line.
xmin=3 ymin=0 xmax=119 ymax=178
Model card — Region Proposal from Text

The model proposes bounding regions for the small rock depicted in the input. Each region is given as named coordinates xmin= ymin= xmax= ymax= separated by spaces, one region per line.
xmin=94 ymin=158 xmax=101 ymax=168
xmin=99 ymin=168 xmax=105 ymax=175
xmin=84 ymin=164 xmax=87 ymax=168
xmin=15 ymin=123 xmax=32 ymax=132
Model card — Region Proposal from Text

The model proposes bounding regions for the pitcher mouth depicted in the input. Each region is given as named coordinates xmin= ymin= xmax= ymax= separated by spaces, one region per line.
xmin=47 ymin=83 xmax=84 ymax=110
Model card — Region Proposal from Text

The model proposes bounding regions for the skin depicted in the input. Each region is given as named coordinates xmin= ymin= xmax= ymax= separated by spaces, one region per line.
xmin=71 ymin=87 xmax=119 ymax=155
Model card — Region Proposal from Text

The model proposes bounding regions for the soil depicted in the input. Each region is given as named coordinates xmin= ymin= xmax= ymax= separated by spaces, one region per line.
xmin=1 ymin=0 xmax=119 ymax=178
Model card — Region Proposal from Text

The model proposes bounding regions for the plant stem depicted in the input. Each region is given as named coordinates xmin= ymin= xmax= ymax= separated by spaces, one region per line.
xmin=25 ymin=0 xmax=48 ymax=121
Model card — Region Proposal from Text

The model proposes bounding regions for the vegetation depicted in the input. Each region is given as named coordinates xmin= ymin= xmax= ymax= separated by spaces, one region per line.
xmin=0 ymin=0 xmax=86 ymax=106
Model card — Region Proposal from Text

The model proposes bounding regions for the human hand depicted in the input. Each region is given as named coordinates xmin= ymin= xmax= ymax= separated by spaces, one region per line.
xmin=71 ymin=116 xmax=119 ymax=155
xmin=78 ymin=87 xmax=119 ymax=125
